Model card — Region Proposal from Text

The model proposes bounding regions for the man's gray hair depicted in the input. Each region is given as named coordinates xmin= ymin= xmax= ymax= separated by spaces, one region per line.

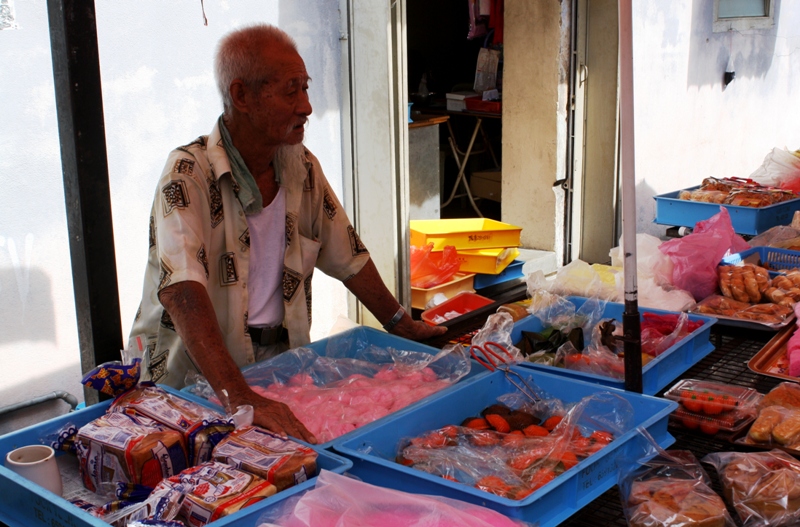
xmin=215 ymin=24 xmax=298 ymax=117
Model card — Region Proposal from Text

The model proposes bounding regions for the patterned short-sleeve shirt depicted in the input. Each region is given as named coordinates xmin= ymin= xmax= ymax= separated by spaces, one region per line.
xmin=129 ymin=120 xmax=370 ymax=388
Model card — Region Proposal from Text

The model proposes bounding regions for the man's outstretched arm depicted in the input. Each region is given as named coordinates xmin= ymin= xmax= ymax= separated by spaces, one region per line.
xmin=158 ymin=280 xmax=316 ymax=443
xmin=343 ymin=258 xmax=447 ymax=341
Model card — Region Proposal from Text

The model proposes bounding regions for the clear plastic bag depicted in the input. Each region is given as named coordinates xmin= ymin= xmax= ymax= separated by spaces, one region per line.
xmin=471 ymin=311 xmax=524 ymax=363
xmin=749 ymin=225 xmax=800 ymax=248
xmin=610 ymin=233 xmax=674 ymax=287
xmin=619 ymin=443 xmax=735 ymax=527
xmin=659 ymin=207 xmax=750 ymax=301
xmin=395 ymin=389 xmax=633 ymax=501
xmin=410 ymin=243 xmax=461 ymax=289
xmin=748 ymin=147 xmax=800 ymax=188
xmin=529 ymin=259 xmax=618 ymax=301
xmin=187 ymin=328 xmax=471 ymax=443
xmin=702 ymin=449 xmax=800 ymax=527
xmin=256 ymin=470 xmax=530 ymax=527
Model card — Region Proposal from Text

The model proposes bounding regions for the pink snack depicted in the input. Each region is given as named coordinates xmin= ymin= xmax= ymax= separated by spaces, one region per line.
xmin=250 ymin=370 xmax=451 ymax=443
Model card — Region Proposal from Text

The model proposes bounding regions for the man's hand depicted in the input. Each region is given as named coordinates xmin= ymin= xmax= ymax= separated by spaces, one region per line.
xmin=229 ymin=388 xmax=317 ymax=444
xmin=391 ymin=315 xmax=447 ymax=341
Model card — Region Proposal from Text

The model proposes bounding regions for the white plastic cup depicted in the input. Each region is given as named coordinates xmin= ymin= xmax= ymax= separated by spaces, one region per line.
xmin=5 ymin=445 xmax=63 ymax=496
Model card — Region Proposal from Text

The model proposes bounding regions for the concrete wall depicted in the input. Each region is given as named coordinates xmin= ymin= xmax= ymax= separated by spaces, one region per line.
xmin=632 ymin=0 xmax=800 ymax=237
xmin=503 ymin=0 xmax=571 ymax=252
xmin=0 ymin=1 xmax=347 ymax=433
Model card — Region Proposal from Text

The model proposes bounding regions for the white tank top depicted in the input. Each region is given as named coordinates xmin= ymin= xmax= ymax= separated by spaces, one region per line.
xmin=246 ymin=187 xmax=286 ymax=327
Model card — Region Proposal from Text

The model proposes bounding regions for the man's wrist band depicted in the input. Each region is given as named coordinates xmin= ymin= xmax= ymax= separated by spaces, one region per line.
xmin=382 ymin=306 xmax=405 ymax=332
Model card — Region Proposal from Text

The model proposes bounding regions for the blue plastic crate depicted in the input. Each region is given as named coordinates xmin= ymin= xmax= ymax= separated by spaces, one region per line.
xmin=510 ymin=297 xmax=716 ymax=395
xmin=721 ymin=246 xmax=800 ymax=276
xmin=0 ymin=386 xmax=352 ymax=527
xmin=653 ymin=186 xmax=800 ymax=235
xmin=473 ymin=259 xmax=525 ymax=290
xmin=333 ymin=366 xmax=677 ymax=526
xmin=181 ymin=326 xmax=488 ymax=449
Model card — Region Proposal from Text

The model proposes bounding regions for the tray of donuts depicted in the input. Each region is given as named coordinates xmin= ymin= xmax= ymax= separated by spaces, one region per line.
xmin=690 ymin=262 xmax=797 ymax=330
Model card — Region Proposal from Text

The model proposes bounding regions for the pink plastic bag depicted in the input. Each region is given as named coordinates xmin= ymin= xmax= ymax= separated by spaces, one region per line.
xmin=410 ymin=243 xmax=461 ymax=288
xmin=256 ymin=470 xmax=527 ymax=527
xmin=659 ymin=208 xmax=749 ymax=301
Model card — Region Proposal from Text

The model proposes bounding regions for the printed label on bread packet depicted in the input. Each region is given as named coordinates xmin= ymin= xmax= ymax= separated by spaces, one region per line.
xmin=134 ymin=397 xmax=191 ymax=430
xmin=294 ymin=466 xmax=308 ymax=485
xmin=238 ymin=426 xmax=308 ymax=453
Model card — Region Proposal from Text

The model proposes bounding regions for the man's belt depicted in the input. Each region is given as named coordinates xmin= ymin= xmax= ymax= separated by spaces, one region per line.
xmin=248 ymin=325 xmax=288 ymax=346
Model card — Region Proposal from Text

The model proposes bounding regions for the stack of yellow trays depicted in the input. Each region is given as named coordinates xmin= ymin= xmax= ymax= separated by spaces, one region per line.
xmin=409 ymin=219 xmax=522 ymax=309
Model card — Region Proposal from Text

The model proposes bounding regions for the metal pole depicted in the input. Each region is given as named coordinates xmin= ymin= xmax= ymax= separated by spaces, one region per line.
xmin=47 ymin=0 xmax=122 ymax=404
xmin=618 ymin=0 xmax=642 ymax=393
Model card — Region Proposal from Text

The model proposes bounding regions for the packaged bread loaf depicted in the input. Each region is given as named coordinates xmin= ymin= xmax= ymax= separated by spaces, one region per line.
xmin=212 ymin=425 xmax=317 ymax=491
xmin=703 ymin=450 xmax=800 ymax=527
xmin=111 ymin=383 xmax=233 ymax=465
xmin=75 ymin=412 xmax=188 ymax=493
xmin=149 ymin=461 xmax=277 ymax=527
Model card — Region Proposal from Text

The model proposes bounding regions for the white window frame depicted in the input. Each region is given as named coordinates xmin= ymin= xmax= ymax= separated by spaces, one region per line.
xmin=713 ymin=0 xmax=774 ymax=32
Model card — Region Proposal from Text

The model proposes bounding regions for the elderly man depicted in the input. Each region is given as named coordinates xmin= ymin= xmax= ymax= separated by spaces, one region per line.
xmin=130 ymin=24 xmax=445 ymax=443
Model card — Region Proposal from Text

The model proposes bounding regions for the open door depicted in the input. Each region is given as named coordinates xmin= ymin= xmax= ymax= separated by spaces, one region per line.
xmin=342 ymin=0 xmax=412 ymax=324
xmin=570 ymin=0 xmax=620 ymax=264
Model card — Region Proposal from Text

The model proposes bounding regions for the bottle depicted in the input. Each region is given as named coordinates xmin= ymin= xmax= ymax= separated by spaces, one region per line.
xmin=418 ymin=73 xmax=430 ymax=97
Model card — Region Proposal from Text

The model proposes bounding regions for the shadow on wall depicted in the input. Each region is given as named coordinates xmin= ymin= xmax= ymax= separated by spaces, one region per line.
xmin=0 ymin=365 xmax=81 ymax=436
xmin=635 ymin=178 xmax=665 ymax=239
xmin=278 ymin=1 xmax=341 ymax=120
xmin=0 ymin=267 xmax=56 ymax=344
xmin=687 ymin=0 xmax=781 ymax=88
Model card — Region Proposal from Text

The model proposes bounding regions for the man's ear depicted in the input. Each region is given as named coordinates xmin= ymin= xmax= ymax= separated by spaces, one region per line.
xmin=229 ymin=79 xmax=250 ymax=113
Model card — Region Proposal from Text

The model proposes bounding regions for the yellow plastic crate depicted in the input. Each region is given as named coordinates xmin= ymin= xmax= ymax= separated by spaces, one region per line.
xmin=410 ymin=219 xmax=522 ymax=251
xmin=455 ymin=247 xmax=520 ymax=274
xmin=411 ymin=273 xmax=475 ymax=310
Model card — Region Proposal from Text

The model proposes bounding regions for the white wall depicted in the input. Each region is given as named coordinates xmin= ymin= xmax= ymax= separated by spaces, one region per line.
xmin=0 ymin=0 xmax=347 ymax=433
xmin=632 ymin=0 xmax=800 ymax=237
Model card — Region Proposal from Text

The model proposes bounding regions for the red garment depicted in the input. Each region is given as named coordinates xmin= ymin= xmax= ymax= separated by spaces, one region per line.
xmin=490 ymin=0 xmax=504 ymax=44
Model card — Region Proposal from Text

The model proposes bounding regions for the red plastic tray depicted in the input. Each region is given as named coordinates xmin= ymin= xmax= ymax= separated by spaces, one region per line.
xmin=465 ymin=97 xmax=501 ymax=113
xmin=421 ymin=292 xmax=494 ymax=326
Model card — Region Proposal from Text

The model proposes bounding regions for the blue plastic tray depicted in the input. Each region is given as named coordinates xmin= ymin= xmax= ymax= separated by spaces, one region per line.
xmin=0 ymin=386 xmax=352 ymax=527
xmin=653 ymin=186 xmax=800 ymax=235
xmin=721 ymin=246 xmax=800 ymax=276
xmin=333 ymin=366 xmax=677 ymax=526
xmin=180 ymin=326 xmax=488 ymax=449
xmin=474 ymin=259 xmax=525 ymax=290
xmin=510 ymin=297 xmax=716 ymax=395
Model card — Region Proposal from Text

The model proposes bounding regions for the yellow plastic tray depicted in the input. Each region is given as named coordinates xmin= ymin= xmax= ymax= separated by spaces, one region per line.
xmin=410 ymin=219 xmax=522 ymax=251
xmin=455 ymin=247 xmax=520 ymax=274
xmin=411 ymin=273 xmax=475 ymax=310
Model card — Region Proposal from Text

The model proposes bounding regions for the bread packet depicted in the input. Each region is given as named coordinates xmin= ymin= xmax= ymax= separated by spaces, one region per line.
xmin=212 ymin=425 xmax=317 ymax=491
xmin=110 ymin=383 xmax=233 ymax=465
xmin=75 ymin=412 xmax=187 ymax=493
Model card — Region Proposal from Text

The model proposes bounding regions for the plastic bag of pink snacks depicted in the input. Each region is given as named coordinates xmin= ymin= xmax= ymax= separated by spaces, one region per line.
xmin=254 ymin=470 xmax=528 ymax=527
xmin=186 ymin=328 xmax=471 ymax=443
xmin=786 ymin=304 xmax=800 ymax=377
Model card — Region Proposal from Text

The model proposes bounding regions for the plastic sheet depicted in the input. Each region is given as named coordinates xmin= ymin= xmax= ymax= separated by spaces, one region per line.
xmin=702 ymin=449 xmax=800 ymax=527
xmin=659 ymin=208 xmax=750 ymax=301
xmin=410 ymin=243 xmax=461 ymax=289
xmin=749 ymin=225 xmax=800 ymax=248
xmin=255 ymin=470 xmax=529 ymax=527
xmin=395 ymin=390 xmax=633 ymax=500
xmin=187 ymin=329 xmax=471 ymax=443
xmin=619 ymin=446 xmax=735 ymax=527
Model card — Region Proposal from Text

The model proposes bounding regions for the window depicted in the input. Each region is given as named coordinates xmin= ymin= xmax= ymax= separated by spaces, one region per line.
xmin=714 ymin=0 xmax=774 ymax=32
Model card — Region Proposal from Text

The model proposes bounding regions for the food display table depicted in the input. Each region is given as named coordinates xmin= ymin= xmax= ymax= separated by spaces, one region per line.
xmin=425 ymin=303 xmax=785 ymax=527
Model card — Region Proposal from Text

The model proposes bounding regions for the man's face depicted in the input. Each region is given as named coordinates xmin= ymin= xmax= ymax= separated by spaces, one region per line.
xmin=250 ymin=47 xmax=312 ymax=147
